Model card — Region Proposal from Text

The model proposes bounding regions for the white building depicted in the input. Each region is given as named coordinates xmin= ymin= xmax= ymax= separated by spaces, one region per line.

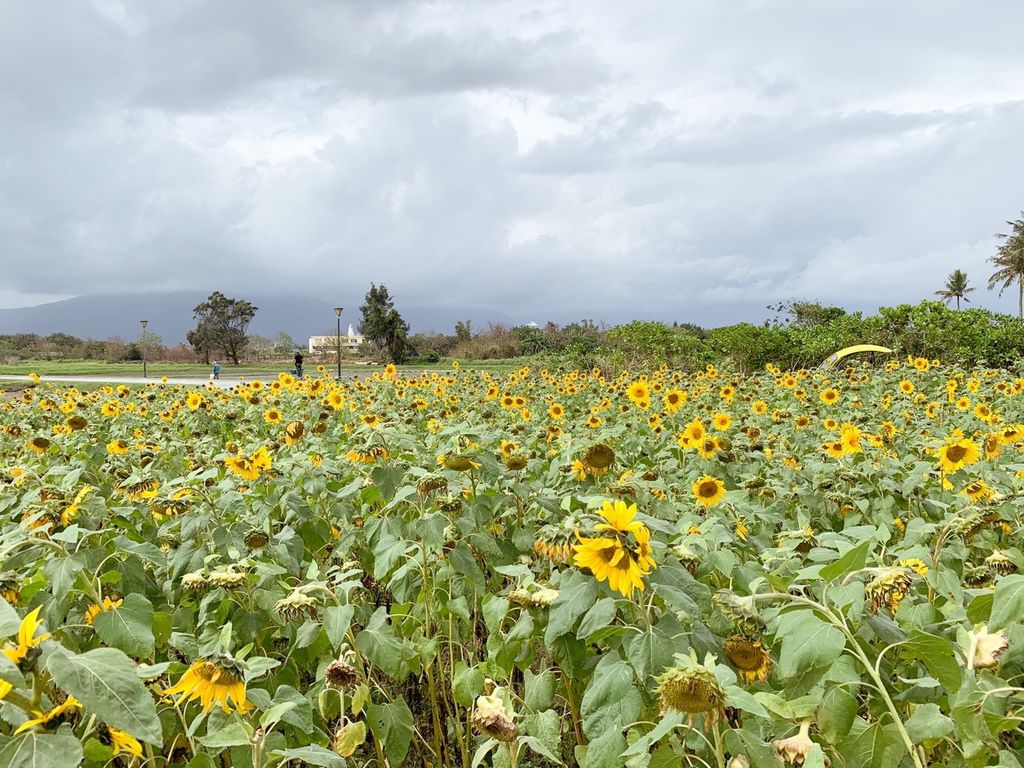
xmin=308 ymin=325 xmax=365 ymax=354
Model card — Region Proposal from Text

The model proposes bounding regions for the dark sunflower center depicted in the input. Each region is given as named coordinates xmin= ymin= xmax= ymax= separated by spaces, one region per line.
xmin=699 ymin=481 xmax=719 ymax=498
xmin=945 ymin=445 xmax=967 ymax=463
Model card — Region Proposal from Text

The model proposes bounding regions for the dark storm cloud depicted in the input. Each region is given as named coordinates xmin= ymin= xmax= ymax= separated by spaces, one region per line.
xmin=2 ymin=0 xmax=1024 ymax=325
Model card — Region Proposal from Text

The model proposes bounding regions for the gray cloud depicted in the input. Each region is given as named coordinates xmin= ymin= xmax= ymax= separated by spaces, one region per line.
xmin=2 ymin=0 xmax=1024 ymax=329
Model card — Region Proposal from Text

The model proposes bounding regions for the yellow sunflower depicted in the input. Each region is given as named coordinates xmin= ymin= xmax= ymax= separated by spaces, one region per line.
xmin=593 ymin=499 xmax=644 ymax=537
xmin=3 ymin=606 xmax=50 ymax=667
xmin=106 ymin=439 xmax=130 ymax=455
xmin=573 ymin=537 xmax=650 ymax=598
xmin=935 ymin=438 xmax=981 ymax=473
xmin=15 ymin=696 xmax=81 ymax=734
xmin=692 ymin=476 xmax=726 ymax=507
xmin=163 ymin=655 xmax=252 ymax=713
xmin=107 ymin=726 xmax=143 ymax=758
xmin=626 ymin=380 xmax=650 ymax=409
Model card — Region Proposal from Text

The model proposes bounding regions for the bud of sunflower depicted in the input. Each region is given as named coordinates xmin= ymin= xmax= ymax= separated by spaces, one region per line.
xmin=967 ymin=624 xmax=1009 ymax=670
xmin=275 ymin=589 xmax=320 ymax=622
xmin=324 ymin=659 xmax=361 ymax=690
xmin=984 ymin=550 xmax=1018 ymax=575
xmin=654 ymin=651 xmax=727 ymax=730
xmin=208 ymin=569 xmax=247 ymax=590
xmin=181 ymin=569 xmax=211 ymax=593
xmin=727 ymin=757 xmax=750 ymax=768
xmin=772 ymin=720 xmax=819 ymax=766
xmin=471 ymin=689 xmax=518 ymax=742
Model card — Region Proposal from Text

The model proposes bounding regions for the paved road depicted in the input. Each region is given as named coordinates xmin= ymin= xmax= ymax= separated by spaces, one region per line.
xmin=0 ymin=373 xmax=370 ymax=389
xmin=1 ymin=374 xmax=246 ymax=388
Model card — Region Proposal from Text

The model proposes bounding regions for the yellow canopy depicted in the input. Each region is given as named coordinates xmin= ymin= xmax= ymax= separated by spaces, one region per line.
xmin=822 ymin=344 xmax=893 ymax=366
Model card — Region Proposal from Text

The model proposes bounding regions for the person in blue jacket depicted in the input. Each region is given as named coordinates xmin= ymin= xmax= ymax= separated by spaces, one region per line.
xmin=212 ymin=361 xmax=221 ymax=380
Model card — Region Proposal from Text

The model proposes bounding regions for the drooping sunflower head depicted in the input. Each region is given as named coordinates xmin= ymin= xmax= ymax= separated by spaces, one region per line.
xmin=504 ymin=454 xmax=528 ymax=471
xmin=283 ymin=420 xmax=305 ymax=445
xmin=27 ymin=436 xmax=51 ymax=454
xmin=724 ymin=635 xmax=771 ymax=684
xmin=417 ymin=475 xmax=448 ymax=495
xmin=711 ymin=590 xmax=766 ymax=637
xmin=164 ymin=653 xmax=251 ymax=714
xmin=951 ymin=508 xmax=1000 ymax=541
xmin=275 ymin=588 xmax=320 ymax=622
xmin=866 ymin=567 xmax=915 ymax=614
xmin=984 ymin=550 xmax=1018 ymax=575
xmin=655 ymin=651 xmax=726 ymax=728
xmin=472 ymin=689 xmax=518 ymax=742
xmin=583 ymin=443 xmax=615 ymax=474
xmin=442 ymin=454 xmax=480 ymax=472
xmin=325 ymin=659 xmax=361 ymax=690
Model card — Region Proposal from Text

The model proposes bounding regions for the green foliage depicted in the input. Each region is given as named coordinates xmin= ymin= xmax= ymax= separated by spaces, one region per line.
xmin=603 ymin=321 xmax=710 ymax=370
xmin=188 ymin=291 xmax=258 ymax=365
xmin=358 ymin=284 xmax=413 ymax=364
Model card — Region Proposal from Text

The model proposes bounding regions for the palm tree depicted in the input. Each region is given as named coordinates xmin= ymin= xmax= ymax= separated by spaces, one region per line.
xmin=935 ymin=269 xmax=975 ymax=309
xmin=989 ymin=213 xmax=1024 ymax=319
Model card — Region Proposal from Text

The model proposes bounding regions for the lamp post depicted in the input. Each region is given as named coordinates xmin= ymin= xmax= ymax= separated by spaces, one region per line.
xmin=140 ymin=320 xmax=149 ymax=378
xmin=334 ymin=307 xmax=344 ymax=380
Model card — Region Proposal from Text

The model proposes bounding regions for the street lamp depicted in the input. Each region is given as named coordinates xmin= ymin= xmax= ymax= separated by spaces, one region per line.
xmin=140 ymin=320 xmax=149 ymax=378
xmin=334 ymin=307 xmax=344 ymax=380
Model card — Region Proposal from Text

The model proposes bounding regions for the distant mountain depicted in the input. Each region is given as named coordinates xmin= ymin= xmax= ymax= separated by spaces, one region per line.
xmin=0 ymin=292 xmax=516 ymax=344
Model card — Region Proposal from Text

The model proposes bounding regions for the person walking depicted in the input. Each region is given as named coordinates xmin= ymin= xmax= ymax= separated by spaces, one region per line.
xmin=212 ymin=361 xmax=221 ymax=380
xmin=294 ymin=351 xmax=304 ymax=379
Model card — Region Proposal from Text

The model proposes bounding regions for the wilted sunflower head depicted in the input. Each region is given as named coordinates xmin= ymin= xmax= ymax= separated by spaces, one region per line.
xmin=27 ymin=436 xmax=51 ymax=453
xmin=655 ymin=651 xmax=726 ymax=728
xmin=275 ymin=588 xmax=320 ymax=622
xmin=471 ymin=689 xmax=518 ymax=742
xmin=984 ymin=550 xmax=1017 ymax=575
xmin=952 ymin=509 xmax=1000 ymax=541
xmin=724 ymin=635 xmax=771 ymax=684
xmin=324 ymin=659 xmax=360 ymax=690
xmin=583 ymin=443 xmax=615 ymax=473
xmin=442 ymin=455 xmax=479 ymax=472
xmin=712 ymin=590 xmax=766 ymax=637
xmin=417 ymin=475 xmax=448 ymax=495
xmin=866 ymin=567 xmax=915 ymax=614
xmin=504 ymin=454 xmax=528 ymax=471
xmin=180 ymin=570 xmax=211 ymax=595
xmin=208 ymin=569 xmax=247 ymax=590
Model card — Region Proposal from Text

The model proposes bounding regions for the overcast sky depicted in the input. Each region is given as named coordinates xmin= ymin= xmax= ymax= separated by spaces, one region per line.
xmin=3 ymin=0 xmax=1024 ymax=326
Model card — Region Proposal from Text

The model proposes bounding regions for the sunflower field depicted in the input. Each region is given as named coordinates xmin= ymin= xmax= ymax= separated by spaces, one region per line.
xmin=1 ymin=359 xmax=1023 ymax=768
